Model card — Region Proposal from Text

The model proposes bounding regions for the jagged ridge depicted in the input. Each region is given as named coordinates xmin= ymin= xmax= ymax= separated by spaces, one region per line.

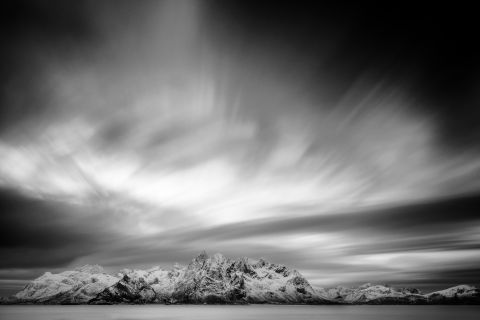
xmin=5 ymin=252 xmax=480 ymax=305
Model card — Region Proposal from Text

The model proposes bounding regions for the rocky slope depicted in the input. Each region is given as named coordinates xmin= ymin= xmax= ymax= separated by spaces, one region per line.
xmin=5 ymin=252 xmax=480 ymax=304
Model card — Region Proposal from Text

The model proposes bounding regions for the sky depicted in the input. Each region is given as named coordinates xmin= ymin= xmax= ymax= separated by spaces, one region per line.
xmin=1 ymin=0 xmax=480 ymax=296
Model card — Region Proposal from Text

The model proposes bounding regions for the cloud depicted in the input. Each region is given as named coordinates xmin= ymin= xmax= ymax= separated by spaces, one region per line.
xmin=171 ymin=193 xmax=480 ymax=243
xmin=1 ymin=0 xmax=480 ymax=297
xmin=0 ymin=188 xmax=123 ymax=268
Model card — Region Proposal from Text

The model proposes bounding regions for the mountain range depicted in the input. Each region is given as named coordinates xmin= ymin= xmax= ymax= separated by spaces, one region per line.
xmin=2 ymin=252 xmax=479 ymax=305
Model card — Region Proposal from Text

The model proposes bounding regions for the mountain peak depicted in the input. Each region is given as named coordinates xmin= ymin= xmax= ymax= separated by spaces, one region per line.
xmin=74 ymin=264 xmax=104 ymax=274
xmin=212 ymin=252 xmax=227 ymax=262
xmin=358 ymin=283 xmax=374 ymax=289
xmin=255 ymin=258 xmax=269 ymax=267
xmin=190 ymin=250 xmax=209 ymax=266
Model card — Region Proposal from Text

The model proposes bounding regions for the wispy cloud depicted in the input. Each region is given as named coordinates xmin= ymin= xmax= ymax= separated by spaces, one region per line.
xmin=1 ymin=0 xmax=480 ymax=295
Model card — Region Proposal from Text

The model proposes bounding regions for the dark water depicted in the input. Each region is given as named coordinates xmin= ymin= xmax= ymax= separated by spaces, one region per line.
xmin=1 ymin=305 xmax=479 ymax=320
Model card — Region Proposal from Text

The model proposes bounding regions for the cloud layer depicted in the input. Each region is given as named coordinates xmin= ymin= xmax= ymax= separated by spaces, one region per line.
xmin=1 ymin=0 xmax=479 ymax=296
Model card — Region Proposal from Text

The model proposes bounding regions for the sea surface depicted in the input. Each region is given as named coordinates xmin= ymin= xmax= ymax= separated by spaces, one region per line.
xmin=1 ymin=305 xmax=479 ymax=320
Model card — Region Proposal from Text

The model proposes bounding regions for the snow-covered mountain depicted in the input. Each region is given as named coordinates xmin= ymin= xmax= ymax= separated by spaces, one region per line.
xmin=426 ymin=285 xmax=480 ymax=304
xmin=316 ymin=283 xmax=479 ymax=304
xmin=90 ymin=252 xmax=328 ymax=304
xmin=11 ymin=252 xmax=330 ymax=305
xmin=317 ymin=283 xmax=426 ymax=304
xmin=14 ymin=265 xmax=118 ymax=304
xmin=6 ymin=252 xmax=480 ymax=304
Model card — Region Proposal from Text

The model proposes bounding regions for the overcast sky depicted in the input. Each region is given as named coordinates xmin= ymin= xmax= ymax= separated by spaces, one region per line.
xmin=1 ymin=0 xmax=480 ymax=296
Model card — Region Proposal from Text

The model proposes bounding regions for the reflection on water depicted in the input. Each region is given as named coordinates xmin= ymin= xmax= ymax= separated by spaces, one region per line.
xmin=1 ymin=305 xmax=479 ymax=320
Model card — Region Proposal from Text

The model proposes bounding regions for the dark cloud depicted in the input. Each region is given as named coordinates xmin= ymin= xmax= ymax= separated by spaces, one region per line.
xmin=427 ymin=267 xmax=480 ymax=287
xmin=370 ymin=267 xmax=480 ymax=293
xmin=0 ymin=188 xmax=119 ymax=268
xmin=176 ymin=193 xmax=480 ymax=243
xmin=1 ymin=0 xmax=94 ymax=39
xmin=0 ymin=0 xmax=98 ymax=134
xmin=3 ymin=0 xmax=479 ymax=152
xmin=211 ymin=1 xmax=480 ymax=151
xmin=342 ymin=234 xmax=480 ymax=256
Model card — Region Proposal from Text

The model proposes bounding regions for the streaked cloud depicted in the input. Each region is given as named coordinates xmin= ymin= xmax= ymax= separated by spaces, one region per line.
xmin=1 ymin=0 xmax=480 ymax=296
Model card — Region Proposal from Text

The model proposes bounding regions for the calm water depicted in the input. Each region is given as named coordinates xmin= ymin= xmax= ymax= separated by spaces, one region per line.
xmin=1 ymin=305 xmax=479 ymax=320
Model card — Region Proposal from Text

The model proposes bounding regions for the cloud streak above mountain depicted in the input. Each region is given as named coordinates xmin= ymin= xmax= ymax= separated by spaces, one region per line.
xmin=1 ymin=0 xmax=479 ymax=296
